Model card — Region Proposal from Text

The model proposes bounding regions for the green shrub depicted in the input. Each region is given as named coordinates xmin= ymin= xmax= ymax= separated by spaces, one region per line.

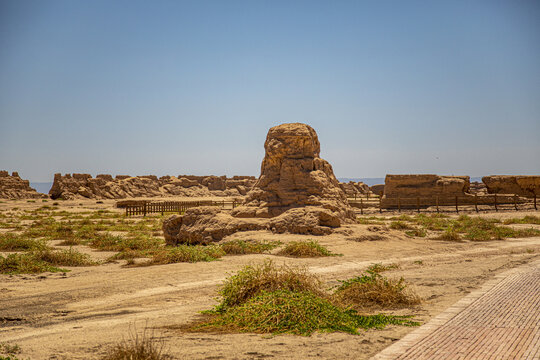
xmin=0 ymin=233 xmax=48 ymax=251
xmin=277 ymin=239 xmax=338 ymax=258
xmin=333 ymin=265 xmax=420 ymax=310
xmin=197 ymin=290 xmax=418 ymax=336
xmin=0 ymin=253 xmax=66 ymax=274
xmin=220 ymin=239 xmax=281 ymax=255
xmin=148 ymin=245 xmax=224 ymax=265
xmin=215 ymin=260 xmax=323 ymax=311
xmin=389 ymin=221 xmax=414 ymax=230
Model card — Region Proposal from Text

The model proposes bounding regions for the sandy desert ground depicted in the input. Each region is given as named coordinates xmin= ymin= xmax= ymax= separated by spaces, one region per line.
xmin=1 ymin=198 xmax=539 ymax=360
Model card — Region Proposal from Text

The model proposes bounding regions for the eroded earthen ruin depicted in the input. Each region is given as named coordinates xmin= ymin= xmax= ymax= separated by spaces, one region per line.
xmin=482 ymin=175 xmax=540 ymax=197
xmin=380 ymin=174 xmax=532 ymax=208
xmin=48 ymin=173 xmax=256 ymax=200
xmin=0 ymin=171 xmax=47 ymax=199
xmin=163 ymin=123 xmax=356 ymax=245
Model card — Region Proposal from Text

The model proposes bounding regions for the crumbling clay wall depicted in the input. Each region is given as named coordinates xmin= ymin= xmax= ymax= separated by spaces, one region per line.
xmin=339 ymin=181 xmax=371 ymax=197
xmin=381 ymin=174 xmax=471 ymax=208
xmin=482 ymin=176 xmax=540 ymax=197
xmin=49 ymin=173 xmax=257 ymax=200
xmin=163 ymin=123 xmax=356 ymax=245
xmin=0 ymin=171 xmax=47 ymax=199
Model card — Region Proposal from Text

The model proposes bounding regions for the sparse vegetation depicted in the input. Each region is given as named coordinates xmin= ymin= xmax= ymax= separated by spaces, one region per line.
xmin=382 ymin=214 xmax=540 ymax=241
xmin=101 ymin=328 xmax=173 ymax=360
xmin=277 ymin=239 xmax=338 ymax=258
xmin=503 ymin=215 xmax=540 ymax=225
xmin=389 ymin=221 xmax=413 ymax=230
xmin=220 ymin=239 xmax=281 ymax=255
xmin=191 ymin=261 xmax=418 ymax=335
xmin=0 ymin=253 xmax=66 ymax=274
xmin=215 ymin=260 xmax=324 ymax=311
xmin=332 ymin=264 xmax=420 ymax=310
xmin=0 ymin=233 xmax=48 ymax=251
xmin=197 ymin=289 xmax=417 ymax=335
xmin=148 ymin=245 xmax=225 ymax=265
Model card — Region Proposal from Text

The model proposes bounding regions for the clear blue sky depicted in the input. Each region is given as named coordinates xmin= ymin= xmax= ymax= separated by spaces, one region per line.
xmin=1 ymin=0 xmax=539 ymax=182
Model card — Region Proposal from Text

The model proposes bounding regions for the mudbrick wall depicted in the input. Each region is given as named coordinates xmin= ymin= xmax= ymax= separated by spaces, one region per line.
xmin=0 ymin=171 xmax=47 ymax=199
xmin=48 ymin=173 xmax=257 ymax=200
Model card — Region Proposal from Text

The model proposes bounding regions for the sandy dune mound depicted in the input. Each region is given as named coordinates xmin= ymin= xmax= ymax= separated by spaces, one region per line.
xmin=163 ymin=123 xmax=356 ymax=245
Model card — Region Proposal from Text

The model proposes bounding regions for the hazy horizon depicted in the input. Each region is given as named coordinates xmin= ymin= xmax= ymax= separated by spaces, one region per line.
xmin=2 ymin=1 xmax=539 ymax=182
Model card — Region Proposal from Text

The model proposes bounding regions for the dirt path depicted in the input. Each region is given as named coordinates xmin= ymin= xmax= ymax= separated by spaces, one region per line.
xmin=2 ymin=227 xmax=539 ymax=360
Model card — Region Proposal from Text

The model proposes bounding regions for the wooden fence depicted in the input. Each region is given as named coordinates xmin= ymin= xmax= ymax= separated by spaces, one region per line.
xmin=376 ymin=194 xmax=538 ymax=214
xmin=125 ymin=200 xmax=239 ymax=216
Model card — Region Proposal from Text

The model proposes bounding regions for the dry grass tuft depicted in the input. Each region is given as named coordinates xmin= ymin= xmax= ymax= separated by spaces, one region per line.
xmin=333 ymin=264 xmax=420 ymax=310
xmin=147 ymin=245 xmax=225 ymax=265
xmin=277 ymin=239 xmax=338 ymax=258
xmin=220 ymin=239 xmax=281 ymax=255
xmin=101 ymin=327 xmax=173 ymax=360
xmin=215 ymin=260 xmax=324 ymax=311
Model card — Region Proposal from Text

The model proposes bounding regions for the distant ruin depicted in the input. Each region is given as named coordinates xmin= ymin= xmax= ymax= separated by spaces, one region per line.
xmin=380 ymin=174 xmax=538 ymax=209
xmin=163 ymin=123 xmax=356 ymax=245
xmin=482 ymin=175 xmax=540 ymax=197
xmin=0 ymin=171 xmax=46 ymax=199
xmin=48 ymin=173 xmax=257 ymax=200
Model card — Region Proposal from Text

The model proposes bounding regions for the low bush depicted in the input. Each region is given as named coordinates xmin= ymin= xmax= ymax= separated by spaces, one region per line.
xmin=220 ymin=239 xmax=281 ymax=255
xmin=0 ymin=233 xmax=48 ymax=251
xmin=215 ymin=260 xmax=323 ymax=311
xmin=148 ymin=245 xmax=225 ymax=265
xmin=277 ymin=239 xmax=338 ymax=258
xmin=101 ymin=328 xmax=173 ymax=360
xmin=0 ymin=253 xmax=65 ymax=274
xmin=333 ymin=265 xmax=420 ymax=310
xmin=197 ymin=290 xmax=418 ymax=336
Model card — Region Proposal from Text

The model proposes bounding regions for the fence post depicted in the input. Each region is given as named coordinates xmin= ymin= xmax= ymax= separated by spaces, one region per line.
xmin=436 ymin=196 xmax=439 ymax=213
xmin=455 ymin=196 xmax=458 ymax=213
xmin=143 ymin=202 xmax=147 ymax=217
xmin=379 ymin=197 xmax=382 ymax=213
xmin=514 ymin=194 xmax=518 ymax=211
xmin=416 ymin=197 xmax=420 ymax=213
xmin=398 ymin=196 xmax=401 ymax=213
xmin=475 ymin=194 xmax=478 ymax=213
xmin=535 ymin=194 xmax=537 ymax=211
xmin=494 ymin=194 xmax=498 ymax=212
xmin=360 ymin=198 xmax=363 ymax=215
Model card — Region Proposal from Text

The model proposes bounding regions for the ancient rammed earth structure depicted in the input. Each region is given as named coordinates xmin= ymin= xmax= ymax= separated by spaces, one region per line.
xmin=0 ymin=171 xmax=46 ymax=199
xmin=380 ymin=174 xmax=539 ymax=208
xmin=48 ymin=173 xmax=256 ymax=200
xmin=163 ymin=123 xmax=356 ymax=244
xmin=482 ymin=176 xmax=540 ymax=197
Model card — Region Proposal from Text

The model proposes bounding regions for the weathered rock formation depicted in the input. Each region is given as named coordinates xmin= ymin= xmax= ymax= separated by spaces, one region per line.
xmin=0 ymin=171 xmax=47 ymax=199
xmin=482 ymin=176 xmax=540 ymax=197
xmin=163 ymin=123 xmax=356 ymax=245
xmin=49 ymin=173 xmax=257 ymax=200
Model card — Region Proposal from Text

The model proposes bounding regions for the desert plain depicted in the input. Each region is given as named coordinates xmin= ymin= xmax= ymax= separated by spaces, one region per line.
xmin=1 ymin=196 xmax=539 ymax=360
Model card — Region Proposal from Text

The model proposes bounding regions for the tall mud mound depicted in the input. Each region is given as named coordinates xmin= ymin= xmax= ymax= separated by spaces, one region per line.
xmin=0 ymin=171 xmax=46 ymax=199
xmin=163 ymin=123 xmax=356 ymax=245
xmin=49 ymin=174 xmax=256 ymax=200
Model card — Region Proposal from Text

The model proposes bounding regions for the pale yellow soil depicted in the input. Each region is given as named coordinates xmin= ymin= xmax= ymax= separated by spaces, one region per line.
xmin=0 ymin=199 xmax=539 ymax=360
